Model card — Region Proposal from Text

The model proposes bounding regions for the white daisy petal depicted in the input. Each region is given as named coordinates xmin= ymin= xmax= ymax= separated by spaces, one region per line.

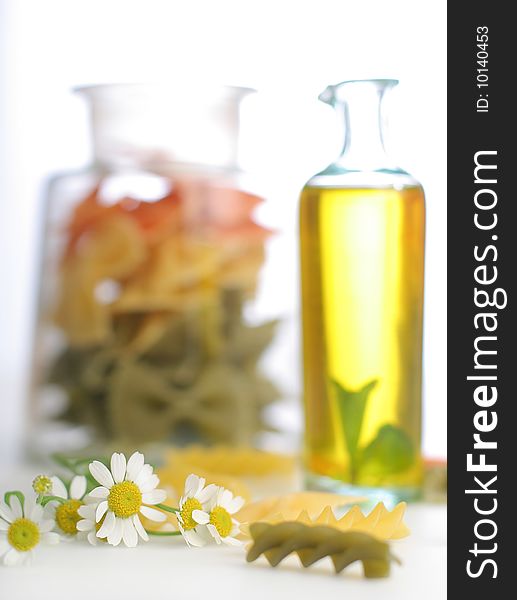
xmin=22 ymin=495 xmax=35 ymax=517
xmin=195 ymin=477 xmax=207 ymax=497
xmin=184 ymin=474 xmax=202 ymax=497
xmin=111 ymin=453 xmax=127 ymax=484
xmin=84 ymin=494 xmax=102 ymax=505
xmin=89 ymin=461 xmax=114 ymax=489
xmin=50 ymin=476 xmax=68 ymax=499
xmin=222 ymin=536 xmax=242 ymax=546
xmin=138 ymin=474 xmax=160 ymax=493
xmin=184 ymin=528 xmax=207 ymax=547
xmin=0 ymin=502 xmax=14 ymax=523
xmin=220 ymin=489 xmax=233 ymax=508
xmin=139 ymin=505 xmax=166 ymax=522
xmin=39 ymin=519 xmax=55 ymax=533
xmin=141 ymin=489 xmax=166 ymax=505
xmin=0 ymin=538 xmax=10 ymax=553
xmin=76 ymin=519 xmax=93 ymax=532
xmin=86 ymin=529 xmax=99 ymax=546
xmin=192 ymin=510 xmax=210 ymax=525
xmin=28 ymin=501 xmax=43 ymax=523
xmin=0 ymin=520 xmax=9 ymax=531
xmin=197 ymin=524 xmax=215 ymax=544
xmin=107 ymin=518 xmax=124 ymax=546
xmin=87 ymin=531 xmax=98 ymax=546
xmin=8 ymin=495 xmax=23 ymax=520
xmin=70 ymin=476 xmax=87 ymax=500
xmin=134 ymin=465 xmax=153 ymax=487
xmin=207 ymin=523 xmax=222 ymax=544
xmin=133 ymin=515 xmax=149 ymax=542
xmin=122 ymin=518 xmax=138 ymax=547
xmin=88 ymin=486 xmax=109 ymax=499
xmin=204 ymin=493 xmax=218 ymax=512
xmin=126 ymin=452 xmax=145 ymax=481
xmin=78 ymin=504 xmax=96 ymax=520
xmin=97 ymin=510 xmax=116 ymax=538
xmin=228 ymin=496 xmax=245 ymax=514
xmin=42 ymin=532 xmax=60 ymax=545
xmin=95 ymin=501 xmax=109 ymax=523
xmin=4 ymin=548 xmax=23 ymax=566
xmin=196 ymin=484 xmax=218 ymax=505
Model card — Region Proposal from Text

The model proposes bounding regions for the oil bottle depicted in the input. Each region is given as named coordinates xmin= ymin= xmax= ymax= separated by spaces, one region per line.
xmin=300 ymin=79 xmax=425 ymax=503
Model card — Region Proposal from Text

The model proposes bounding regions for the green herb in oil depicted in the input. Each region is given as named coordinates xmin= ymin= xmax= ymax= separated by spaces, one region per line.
xmin=332 ymin=379 xmax=415 ymax=483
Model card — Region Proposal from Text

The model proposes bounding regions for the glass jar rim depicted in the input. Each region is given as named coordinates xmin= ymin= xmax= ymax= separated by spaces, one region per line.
xmin=73 ymin=82 xmax=256 ymax=102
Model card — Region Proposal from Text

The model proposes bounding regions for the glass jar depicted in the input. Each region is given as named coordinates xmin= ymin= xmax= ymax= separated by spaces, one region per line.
xmin=300 ymin=80 xmax=425 ymax=503
xmin=29 ymin=84 xmax=292 ymax=456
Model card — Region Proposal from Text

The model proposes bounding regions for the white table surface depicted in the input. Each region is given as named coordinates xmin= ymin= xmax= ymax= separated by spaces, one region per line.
xmin=0 ymin=460 xmax=446 ymax=600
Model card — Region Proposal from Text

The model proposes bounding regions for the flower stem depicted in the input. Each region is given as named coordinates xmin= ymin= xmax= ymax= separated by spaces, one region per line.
xmin=155 ymin=503 xmax=179 ymax=514
xmin=40 ymin=495 xmax=67 ymax=506
xmin=145 ymin=529 xmax=182 ymax=536
xmin=4 ymin=491 xmax=25 ymax=508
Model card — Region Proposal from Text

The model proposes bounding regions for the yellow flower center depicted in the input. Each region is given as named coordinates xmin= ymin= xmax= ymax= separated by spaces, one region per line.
xmin=179 ymin=497 xmax=203 ymax=531
xmin=108 ymin=481 xmax=142 ymax=518
xmin=55 ymin=499 xmax=83 ymax=535
xmin=32 ymin=475 xmax=52 ymax=495
xmin=7 ymin=518 xmax=40 ymax=552
xmin=209 ymin=506 xmax=233 ymax=538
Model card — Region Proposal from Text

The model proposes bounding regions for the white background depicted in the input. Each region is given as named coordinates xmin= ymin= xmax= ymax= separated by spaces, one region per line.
xmin=0 ymin=0 xmax=446 ymax=464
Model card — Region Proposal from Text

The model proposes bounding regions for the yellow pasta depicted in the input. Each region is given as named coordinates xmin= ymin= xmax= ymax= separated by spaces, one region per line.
xmin=165 ymin=446 xmax=296 ymax=477
xmin=283 ymin=502 xmax=409 ymax=540
xmin=236 ymin=491 xmax=364 ymax=525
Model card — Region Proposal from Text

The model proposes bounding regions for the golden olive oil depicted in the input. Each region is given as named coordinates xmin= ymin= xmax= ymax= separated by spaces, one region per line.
xmin=300 ymin=185 xmax=425 ymax=496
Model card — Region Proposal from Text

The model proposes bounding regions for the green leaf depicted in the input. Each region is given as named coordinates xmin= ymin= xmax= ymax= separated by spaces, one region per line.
xmin=359 ymin=424 xmax=415 ymax=477
xmin=332 ymin=378 xmax=378 ymax=477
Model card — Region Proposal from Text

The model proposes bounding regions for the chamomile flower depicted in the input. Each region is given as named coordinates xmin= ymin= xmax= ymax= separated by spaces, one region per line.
xmin=176 ymin=474 xmax=218 ymax=547
xmin=32 ymin=475 xmax=53 ymax=496
xmin=86 ymin=451 xmax=167 ymax=547
xmin=193 ymin=486 xmax=245 ymax=546
xmin=48 ymin=475 xmax=88 ymax=537
xmin=76 ymin=504 xmax=109 ymax=546
xmin=0 ymin=493 xmax=59 ymax=566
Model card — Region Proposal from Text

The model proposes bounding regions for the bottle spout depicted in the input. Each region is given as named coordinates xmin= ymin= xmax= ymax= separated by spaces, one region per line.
xmin=318 ymin=85 xmax=337 ymax=106
xmin=319 ymin=79 xmax=399 ymax=107
xmin=318 ymin=79 xmax=400 ymax=171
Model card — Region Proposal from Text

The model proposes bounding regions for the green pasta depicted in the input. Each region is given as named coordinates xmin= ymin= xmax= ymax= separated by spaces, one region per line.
xmin=48 ymin=289 xmax=279 ymax=445
xmin=246 ymin=521 xmax=400 ymax=578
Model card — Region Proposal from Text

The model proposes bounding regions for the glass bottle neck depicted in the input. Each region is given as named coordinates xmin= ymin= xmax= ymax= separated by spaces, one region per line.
xmin=323 ymin=80 xmax=397 ymax=172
